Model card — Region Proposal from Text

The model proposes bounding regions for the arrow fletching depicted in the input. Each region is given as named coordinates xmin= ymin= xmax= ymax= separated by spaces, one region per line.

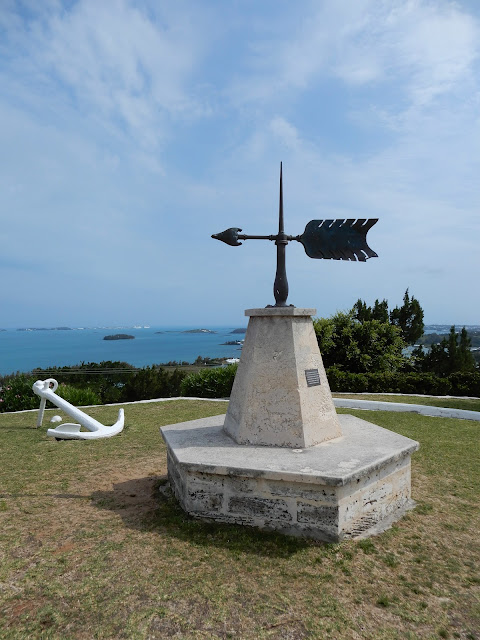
xmin=298 ymin=219 xmax=378 ymax=262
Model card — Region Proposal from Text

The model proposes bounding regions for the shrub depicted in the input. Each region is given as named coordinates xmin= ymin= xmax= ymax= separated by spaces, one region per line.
xmin=0 ymin=374 xmax=38 ymax=412
xmin=326 ymin=367 xmax=369 ymax=393
xmin=180 ymin=364 xmax=238 ymax=398
xmin=120 ymin=366 xmax=186 ymax=402
xmin=325 ymin=369 xmax=480 ymax=397
xmin=447 ymin=372 xmax=480 ymax=397
xmin=56 ymin=384 xmax=101 ymax=406
xmin=314 ymin=312 xmax=406 ymax=373
xmin=0 ymin=376 xmax=101 ymax=413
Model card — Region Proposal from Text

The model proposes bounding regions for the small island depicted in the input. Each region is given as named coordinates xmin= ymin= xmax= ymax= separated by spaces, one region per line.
xmin=103 ymin=334 xmax=135 ymax=341
xmin=182 ymin=329 xmax=216 ymax=334
xmin=221 ymin=340 xmax=244 ymax=346
xmin=230 ymin=328 xmax=246 ymax=334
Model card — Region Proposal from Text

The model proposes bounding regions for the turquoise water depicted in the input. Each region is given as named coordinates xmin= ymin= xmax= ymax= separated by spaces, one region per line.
xmin=2 ymin=323 xmax=474 ymax=376
xmin=0 ymin=326 xmax=245 ymax=375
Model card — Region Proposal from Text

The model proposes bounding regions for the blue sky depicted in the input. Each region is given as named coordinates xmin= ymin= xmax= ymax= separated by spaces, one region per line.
xmin=1 ymin=0 xmax=479 ymax=328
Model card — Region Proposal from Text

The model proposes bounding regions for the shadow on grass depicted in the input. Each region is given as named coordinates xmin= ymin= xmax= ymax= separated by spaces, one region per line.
xmin=91 ymin=475 xmax=316 ymax=558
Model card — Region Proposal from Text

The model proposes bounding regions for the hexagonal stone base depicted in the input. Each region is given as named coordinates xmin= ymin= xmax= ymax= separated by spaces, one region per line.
xmin=160 ymin=413 xmax=419 ymax=541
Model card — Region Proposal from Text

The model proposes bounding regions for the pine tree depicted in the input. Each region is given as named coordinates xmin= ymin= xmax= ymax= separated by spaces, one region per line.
xmin=389 ymin=289 xmax=424 ymax=345
xmin=352 ymin=298 xmax=389 ymax=323
xmin=458 ymin=327 xmax=476 ymax=371
xmin=372 ymin=299 xmax=389 ymax=323
xmin=422 ymin=326 xmax=476 ymax=375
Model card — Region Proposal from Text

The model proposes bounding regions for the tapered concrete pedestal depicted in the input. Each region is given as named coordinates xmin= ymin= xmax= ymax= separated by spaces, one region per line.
xmin=161 ymin=307 xmax=419 ymax=541
xmin=224 ymin=308 xmax=341 ymax=447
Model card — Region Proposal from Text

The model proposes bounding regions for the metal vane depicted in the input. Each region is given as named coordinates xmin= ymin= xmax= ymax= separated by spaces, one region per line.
xmin=212 ymin=163 xmax=378 ymax=307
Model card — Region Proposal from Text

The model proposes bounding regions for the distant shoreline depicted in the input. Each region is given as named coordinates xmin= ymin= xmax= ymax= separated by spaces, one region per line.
xmin=0 ymin=325 xmax=249 ymax=376
xmin=0 ymin=324 xmax=478 ymax=377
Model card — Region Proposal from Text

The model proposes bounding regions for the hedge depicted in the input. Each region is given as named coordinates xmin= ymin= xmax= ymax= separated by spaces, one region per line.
xmin=180 ymin=364 xmax=238 ymax=398
xmin=2 ymin=366 xmax=478 ymax=413
xmin=179 ymin=365 xmax=480 ymax=399
xmin=326 ymin=369 xmax=480 ymax=396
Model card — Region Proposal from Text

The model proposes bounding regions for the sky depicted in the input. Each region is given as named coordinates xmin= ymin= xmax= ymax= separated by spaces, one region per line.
xmin=1 ymin=0 xmax=479 ymax=328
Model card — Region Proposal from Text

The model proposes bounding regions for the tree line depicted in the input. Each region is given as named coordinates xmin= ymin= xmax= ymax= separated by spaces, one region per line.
xmin=314 ymin=289 xmax=477 ymax=376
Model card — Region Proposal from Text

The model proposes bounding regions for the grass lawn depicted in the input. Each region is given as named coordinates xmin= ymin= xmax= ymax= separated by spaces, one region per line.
xmin=0 ymin=400 xmax=478 ymax=639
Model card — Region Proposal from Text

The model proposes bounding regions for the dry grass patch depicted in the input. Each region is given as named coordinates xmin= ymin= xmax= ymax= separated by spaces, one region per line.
xmin=0 ymin=400 xmax=478 ymax=639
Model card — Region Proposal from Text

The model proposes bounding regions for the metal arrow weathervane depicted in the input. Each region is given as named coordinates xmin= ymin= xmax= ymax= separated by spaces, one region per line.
xmin=212 ymin=163 xmax=378 ymax=307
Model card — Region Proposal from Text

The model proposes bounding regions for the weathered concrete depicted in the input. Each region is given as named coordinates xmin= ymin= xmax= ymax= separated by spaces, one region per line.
xmin=223 ymin=307 xmax=341 ymax=448
xmin=161 ymin=413 xmax=419 ymax=541
xmin=334 ymin=397 xmax=480 ymax=421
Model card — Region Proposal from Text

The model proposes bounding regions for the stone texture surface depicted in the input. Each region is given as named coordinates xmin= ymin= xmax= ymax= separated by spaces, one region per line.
xmin=223 ymin=307 xmax=341 ymax=448
xmin=161 ymin=413 xmax=419 ymax=541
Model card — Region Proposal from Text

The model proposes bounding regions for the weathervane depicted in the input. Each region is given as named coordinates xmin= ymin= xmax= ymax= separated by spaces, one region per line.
xmin=212 ymin=163 xmax=378 ymax=307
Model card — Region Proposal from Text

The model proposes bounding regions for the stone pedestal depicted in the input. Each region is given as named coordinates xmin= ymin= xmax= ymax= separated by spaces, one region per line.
xmin=224 ymin=308 xmax=341 ymax=448
xmin=161 ymin=414 xmax=419 ymax=541
xmin=160 ymin=306 xmax=419 ymax=541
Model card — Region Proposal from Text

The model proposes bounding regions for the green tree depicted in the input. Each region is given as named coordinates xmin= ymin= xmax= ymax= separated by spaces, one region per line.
xmin=421 ymin=326 xmax=476 ymax=376
xmin=352 ymin=298 xmax=389 ymax=323
xmin=458 ymin=327 xmax=476 ymax=371
xmin=389 ymin=289 xmax=424 ymax=345
xmin=314 ymin=311 xmax=406 ymax=373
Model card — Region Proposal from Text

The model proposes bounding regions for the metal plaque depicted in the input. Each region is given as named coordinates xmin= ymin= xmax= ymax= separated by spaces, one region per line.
xmin=305 ymin=369 xmax=321 ymax=387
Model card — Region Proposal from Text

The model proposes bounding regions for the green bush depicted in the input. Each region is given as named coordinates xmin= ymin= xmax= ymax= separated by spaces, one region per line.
xmin=120 ymin=366 xmax=186 ymax=402
xmin=55 ymin=384 xmax=101 ymax=406
xmin=325 ymin=369 xmax=480 ymax=397
xmin=325 ymin=367 xmax=369 ymax=393
xmin=180 ymin=364 xmax=238 ymax=398
xmin=0 ymin=376 xmax=102 ymax=413
xmin=0 ymin=374 xmax=38 ymax=412
xmin=32 ymin=361 xmax=135 ymax=405
xmin=447 ymin=372 xmax=480 ymax=397
xmin=314 ymin=312 xmax=406 ymax=373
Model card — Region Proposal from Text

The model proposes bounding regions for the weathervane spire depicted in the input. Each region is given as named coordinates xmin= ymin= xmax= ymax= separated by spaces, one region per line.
xmin=273 ymin=162 xmax=289 ymax=306
xmin=279 ymin=161 xmax=284 ymax=234
xmin=211 ymin=164 xmax=378 ymax=307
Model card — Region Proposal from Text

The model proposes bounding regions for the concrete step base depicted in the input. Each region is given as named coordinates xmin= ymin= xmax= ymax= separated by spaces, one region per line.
xmin=161 ymin=413 xmax=419 ymax=542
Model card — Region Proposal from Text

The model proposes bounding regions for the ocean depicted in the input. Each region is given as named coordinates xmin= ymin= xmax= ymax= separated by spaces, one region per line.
xmin=0 ymin=326 xmax=246 ymax=376
xmin=1 ymin=323 xmax=476 ymax=377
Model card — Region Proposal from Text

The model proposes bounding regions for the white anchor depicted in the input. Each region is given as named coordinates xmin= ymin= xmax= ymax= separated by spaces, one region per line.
xmin=32 ymin=378 xmax=124 ymax=440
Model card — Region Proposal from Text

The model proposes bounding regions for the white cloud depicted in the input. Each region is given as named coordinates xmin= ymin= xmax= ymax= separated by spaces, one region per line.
xmin=269 ymin=116 xmax=301 ymax=150
xmin=2 ymin=0 xmax=209 ymax=152
xmin=1 ymin=0 xmax=480 ymax=327
xmin=229 ymin=0 xmax=479 ymax=117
